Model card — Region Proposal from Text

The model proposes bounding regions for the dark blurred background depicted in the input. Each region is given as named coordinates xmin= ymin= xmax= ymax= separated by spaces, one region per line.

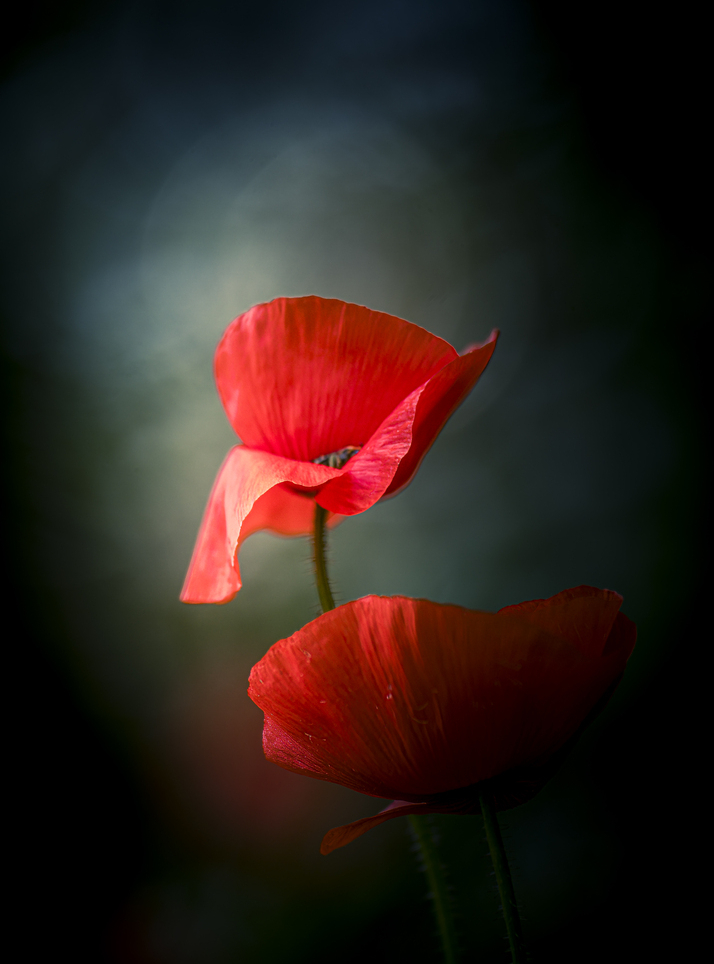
xmin=2 ymin=2 xmax=708 ymax=961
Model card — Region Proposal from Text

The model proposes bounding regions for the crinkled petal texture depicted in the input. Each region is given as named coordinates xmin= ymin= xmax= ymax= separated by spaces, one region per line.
xmin=183 ymin=297 xmax=497 ymax=602
xmin=219 ymin=296 xmax=456 ymax=460
xmin=180 ymin=447 xmax=343 ymax=604
xmin=215 ymin=296 xmax=498 ymax=514
xmin=248 ymin=587 xmax=636 ymax=851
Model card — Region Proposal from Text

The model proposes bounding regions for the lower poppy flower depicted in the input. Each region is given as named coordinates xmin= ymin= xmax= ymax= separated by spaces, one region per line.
xmin=248 ymin=586 xmax=636 ymax=853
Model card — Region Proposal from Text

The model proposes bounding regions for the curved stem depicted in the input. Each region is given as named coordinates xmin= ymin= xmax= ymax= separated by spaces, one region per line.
xmin=312 ymin=503 xmax=335 ymax=613
xmin=408 ymin=815 xmax=459 ymax=964
xmin=479 ymin=791 xmax=525 ymax=963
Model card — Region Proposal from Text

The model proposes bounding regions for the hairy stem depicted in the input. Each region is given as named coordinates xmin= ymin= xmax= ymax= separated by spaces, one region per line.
xmin=479 ymin=791 xmax=525 ymax=963
xmin=312 ymin=503 xmax=335 ymax=613
xmin=408 ymin=815 xmax=460 ymax=964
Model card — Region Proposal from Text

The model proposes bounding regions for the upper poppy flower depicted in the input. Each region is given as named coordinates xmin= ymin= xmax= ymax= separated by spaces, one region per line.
xmin=248 ymin=586 xmax=636 ymax=853
xmin=181 ymin=296 xmax=498 ymax=603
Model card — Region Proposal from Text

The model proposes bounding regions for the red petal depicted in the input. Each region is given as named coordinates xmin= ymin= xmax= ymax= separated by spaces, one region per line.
xmin=384 ymin=330 xmax=498 ymax=497
xmin=317 ymin=332 xmax=498 ymax=514
xmin=602 ymin=610 xmax=637 ymax=658
xmin=320 ymin=801 xmax=430 ymax=855
xmin=315 ymin=383 xmax=426 ymax=514
xmin=497 ymin=585 xmax=626 ymax=658
xmin=248 ymin=591 xmax=634 ymax=799
xmin=242 ymin=482 xmax=344 ymax=541
xmin=215 ymin=297 xmax=457 ymax=462
xmin=180 ymin=447 xmax=341 ymax=604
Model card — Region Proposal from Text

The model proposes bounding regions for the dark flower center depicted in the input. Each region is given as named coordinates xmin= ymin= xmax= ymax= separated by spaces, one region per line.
xmin=312 ymin=446 xmax=361 ymax=469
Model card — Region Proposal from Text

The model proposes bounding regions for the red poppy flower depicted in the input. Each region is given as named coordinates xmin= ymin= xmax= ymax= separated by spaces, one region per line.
xmin=248 ymin=586 xmax=636 ymax=853
xmin=181 ymin=297 xmax=498 ymax=603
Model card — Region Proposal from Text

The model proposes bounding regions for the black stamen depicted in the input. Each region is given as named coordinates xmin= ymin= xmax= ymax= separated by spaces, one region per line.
xmin=312 ymin=445 xmax=361 ymax=469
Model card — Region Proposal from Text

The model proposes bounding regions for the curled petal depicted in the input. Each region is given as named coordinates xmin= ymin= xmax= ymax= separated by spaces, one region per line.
xmin=241 ymin=482 xmax=344 ymax=542
xmin=316 ymin=383 xmax=426 ymax=514
xmin=249 ymin=591 xmax=635 ymax=800
xmin=321 ymin=801 xmax=429 ymax=855
xmin=215 ymin=296 xmax=457 ymax=462
xmin=385 ymin=331 xmax=499 ymax=497
xmin=181 ymin=447 xmax=342 ymax=604
xmin=316 ymin=332 xmax=498 ymax=514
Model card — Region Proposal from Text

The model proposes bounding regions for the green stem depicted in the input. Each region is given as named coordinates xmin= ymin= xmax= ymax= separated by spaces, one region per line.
xmin=312 ymin=503 xmax=335 ymax=613
xmin=479 ymin=791 xmax=526 ymax=963
xmin=408 ymin=815 xmax=459 ymax=964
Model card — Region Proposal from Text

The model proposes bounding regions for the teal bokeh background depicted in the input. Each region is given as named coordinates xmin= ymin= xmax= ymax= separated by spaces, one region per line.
xmin=2 ymin=2 xmax=707 ymax=961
